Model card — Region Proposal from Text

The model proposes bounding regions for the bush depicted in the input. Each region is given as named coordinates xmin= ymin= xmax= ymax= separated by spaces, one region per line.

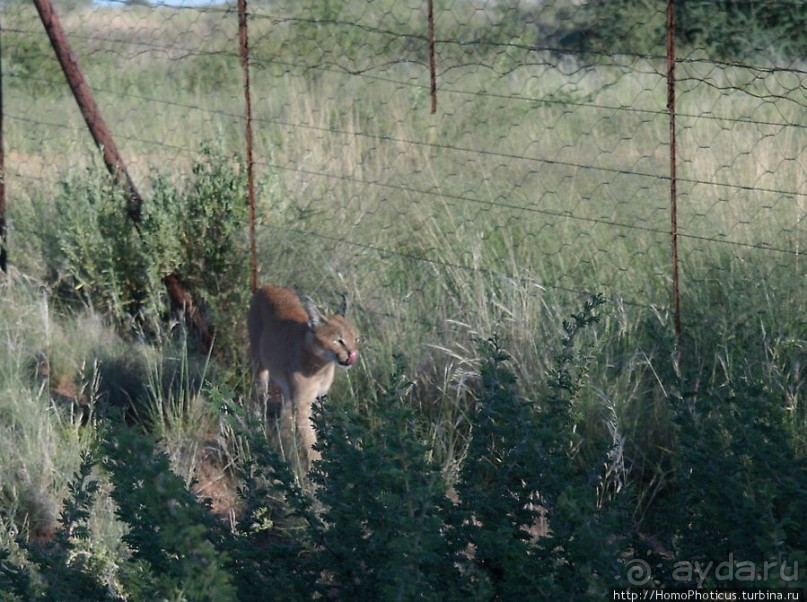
xmin=658 ymin=377 xmax=807 ymax=587
xmin=308 ymin=360 xmax=459 ymax=601
xmin=0 ymin=449 xmax=117 ymax=601
xmin=445 ymin=295 xmax=628 ymax=599
xmin=522 ymin=0 xmax=807 ymax=60
xmin=46 ymin=145 xmax=249 ymax=357
xmin=51 ymin=168 xmax=152 ymax=326
xmin=0 ymin=295 xmax=629 ymax=601
xmin=2 ymin=9 xmax=65 ymax=96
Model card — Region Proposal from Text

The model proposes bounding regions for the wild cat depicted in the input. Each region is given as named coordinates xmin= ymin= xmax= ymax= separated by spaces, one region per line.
xmin=247 ymin=285 xmax=359 ymax=470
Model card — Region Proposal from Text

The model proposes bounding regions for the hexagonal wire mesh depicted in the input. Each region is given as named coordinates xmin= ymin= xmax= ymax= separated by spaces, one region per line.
xmin=2 ymin=0 xmax=805 ymax=347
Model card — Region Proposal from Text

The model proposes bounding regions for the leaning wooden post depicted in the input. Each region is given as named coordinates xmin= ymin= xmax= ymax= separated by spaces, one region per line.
xmin=33 ymin=0 xmax=216 ymax=355
xmin=33 ymin=0 xmax=144 ymax=221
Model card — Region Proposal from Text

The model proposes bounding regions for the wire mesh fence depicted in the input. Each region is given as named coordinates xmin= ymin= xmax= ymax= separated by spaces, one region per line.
xmin=1 ymin=0 xmax=805 ymax=343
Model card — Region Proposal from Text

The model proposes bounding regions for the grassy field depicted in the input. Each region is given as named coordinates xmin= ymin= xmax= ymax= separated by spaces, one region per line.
xmin=1 ymin=0 xmax=805 ymax=598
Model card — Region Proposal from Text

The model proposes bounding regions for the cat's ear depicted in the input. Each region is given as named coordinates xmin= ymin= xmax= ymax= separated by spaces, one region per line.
xmin=303 ymin=297 xmax=327 ymax=330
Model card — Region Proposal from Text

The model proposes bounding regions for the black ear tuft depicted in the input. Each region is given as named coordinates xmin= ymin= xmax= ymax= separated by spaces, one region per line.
xmin=337 ymin=292 xmax=348 ymax=316
xmin=303 ymin=296 xmax=326 ymax=329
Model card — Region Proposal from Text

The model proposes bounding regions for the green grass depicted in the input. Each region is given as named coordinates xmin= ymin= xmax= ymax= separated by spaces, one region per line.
xmin=0 ymin=279 xmax=122 ymax=549
xmin=0 ymin=0 xmax=805 ymax=597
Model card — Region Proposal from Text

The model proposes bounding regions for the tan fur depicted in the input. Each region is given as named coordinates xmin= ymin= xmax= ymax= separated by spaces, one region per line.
xmin=248 ymin=285 xmax=359 ymax=469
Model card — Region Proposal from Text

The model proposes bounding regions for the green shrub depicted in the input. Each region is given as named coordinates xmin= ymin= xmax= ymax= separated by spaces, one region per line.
xmin=51 ymin=168 xmax=153 ymax=327
xmin=490 ymin=0 xmax=807 ymax=61
xmin=46 ymin=145 xmax=249 ymax=359
xmin=177 ymin=145 xmax=250 ymax=360
xmin=0 ymin=295 xmax=628 ymax=601
xmin=102 ymin=428 xmax=237 ymax=601
xmin=659 ymin=377 xmax=807 ymax=587
xmin=2 ymin=9 xmax=65 ymax=96
xmin=675 ymin=0 xmax=807 ymax=60
xmin=447 ymin=295 xmax=628 ymax=599
xmin=0 ymin=449 xmax=116 ymax=601
xmin=222 ymin=401 xmax=320 ymax=601
xmin=309 ymin=359 xmax=460 ymax=601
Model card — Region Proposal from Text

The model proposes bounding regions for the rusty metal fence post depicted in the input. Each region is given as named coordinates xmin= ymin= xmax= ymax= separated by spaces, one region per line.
xmin=428 ymin=0 xmax=437 ymax=114
xmin=666 ymin=0 xmax=682 ymax=350
xmin=0 ymin=22 xmax=6 ymax=274
xmin=238 ymin=0 xmax=258 ymax=294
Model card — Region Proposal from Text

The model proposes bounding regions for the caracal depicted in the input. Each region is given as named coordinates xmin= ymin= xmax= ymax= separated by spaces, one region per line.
xmin=248 ymin=285 xmax=359 ymax=469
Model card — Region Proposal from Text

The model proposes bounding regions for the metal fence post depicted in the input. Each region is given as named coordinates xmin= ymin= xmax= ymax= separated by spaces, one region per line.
xmin=238 ymin=0 xmax=258 ymax=294
xmin=0 ymin=23 xmax=6 ymax=274
xmin=667 ymin=0 xmax=682 ymax=350
xmin=428 ymin=0 xmax=437 ymax=114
